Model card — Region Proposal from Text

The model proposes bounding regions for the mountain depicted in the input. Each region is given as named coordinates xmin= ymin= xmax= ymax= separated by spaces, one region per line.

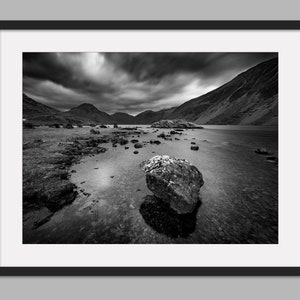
xmin=169 ymin=58 xmax=278 ymax=125
xmin=23 ymin=58 xmax=278 ymax=126
xmin=23 ymin=93 xmax=85 ymax=125
xmin=23 ymin=93 xmax=59 ymax=117
xmin=66 ymin=103 xmax=112 ymax=124
xmin=134 ymin=107 xmax=176 ymax=124
xmin=111 ymin=112 xmax=136 ymax=124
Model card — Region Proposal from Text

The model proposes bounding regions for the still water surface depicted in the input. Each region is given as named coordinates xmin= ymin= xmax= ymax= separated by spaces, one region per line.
xmin=24 ymin=125 xmax=278 ymax=244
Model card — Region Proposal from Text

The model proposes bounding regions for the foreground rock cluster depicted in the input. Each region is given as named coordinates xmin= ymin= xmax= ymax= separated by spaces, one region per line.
xmin=142 ymin=155 xmax=204 ymax=214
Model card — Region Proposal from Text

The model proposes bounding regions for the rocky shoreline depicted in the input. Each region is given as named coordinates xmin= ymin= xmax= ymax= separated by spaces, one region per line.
xmin=23 ymin=127 xmax=151 ymax=215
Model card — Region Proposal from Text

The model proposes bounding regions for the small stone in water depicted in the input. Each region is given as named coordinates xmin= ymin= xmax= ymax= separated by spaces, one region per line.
xmin=134 ymin=143 xmax=143 ymax=149
xmin=255 ymin=148 xmax=269 ymax=155
xmin=191 ymin=145 xmax=199 ymax=151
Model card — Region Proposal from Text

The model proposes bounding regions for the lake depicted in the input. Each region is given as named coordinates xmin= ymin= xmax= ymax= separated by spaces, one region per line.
xmin=23 ymin=125 xmax=278 ymax=244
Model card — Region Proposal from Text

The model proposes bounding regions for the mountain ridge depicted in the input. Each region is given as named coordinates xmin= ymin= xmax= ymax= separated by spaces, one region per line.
xmin=23 ymin=58 xmax=278 ymax=126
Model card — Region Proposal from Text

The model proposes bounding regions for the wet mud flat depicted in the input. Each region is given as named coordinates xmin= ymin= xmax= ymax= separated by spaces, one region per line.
xmin=23 ymin=125 xmax=278 ymax=244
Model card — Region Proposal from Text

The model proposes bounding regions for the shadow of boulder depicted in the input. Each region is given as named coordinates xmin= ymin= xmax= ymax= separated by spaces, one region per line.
xmin=139 ymin=195 xmax=201 ymax=238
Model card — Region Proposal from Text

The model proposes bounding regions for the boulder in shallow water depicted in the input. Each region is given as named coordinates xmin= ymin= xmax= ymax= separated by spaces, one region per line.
xmin=151 ymin=119 xmax=203 ymax=129
xmin=142 ymin=155 xmax=204 ymax=214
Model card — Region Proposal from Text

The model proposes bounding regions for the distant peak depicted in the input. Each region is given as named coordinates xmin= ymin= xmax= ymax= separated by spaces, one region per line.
xmin=77 ymin=103 xmax=97 ymax=108
xmin=69 ymin=103 xmax=100 ymax=111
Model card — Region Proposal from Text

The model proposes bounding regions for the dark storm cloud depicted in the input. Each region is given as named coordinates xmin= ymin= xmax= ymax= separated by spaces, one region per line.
xmin=103 ymin=53 xmax=276 ymax=82
xmin=23 ymin=52 xmax=277 ymax=115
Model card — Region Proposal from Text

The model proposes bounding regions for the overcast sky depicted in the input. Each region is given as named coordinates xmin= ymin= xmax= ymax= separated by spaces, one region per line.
xmin=23 ymin=52 xmax=277 ymax=115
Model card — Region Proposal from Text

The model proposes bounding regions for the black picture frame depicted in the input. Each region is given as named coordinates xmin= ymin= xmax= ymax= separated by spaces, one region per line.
xmin=0 ymin=20 xmax=298 ymax=276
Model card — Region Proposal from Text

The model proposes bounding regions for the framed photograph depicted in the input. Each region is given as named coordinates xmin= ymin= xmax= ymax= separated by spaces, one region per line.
xmin=0 ymin=21 xmax=299 ymax=276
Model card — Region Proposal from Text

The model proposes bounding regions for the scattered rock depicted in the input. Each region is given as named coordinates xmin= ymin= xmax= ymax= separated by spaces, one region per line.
xmin=141 ymin=155 xmax=204 ymax=214
xmin=157 ymin=132 xmax=166 ymax=138
xmin=131 ymin=139 xmax=139 ymax=143
xmin=110 ymin=176 xmax=114 ymax=178
xmin=170 ymin=130 xmax=178 ymax=135
xmin=125 ymin=146 xmax=129 ymax=149
xmin=123 ymin=127 xmax=137 ymax=131
xmin=255 ymin=148 xmax=269 ymax=155
xmin=49 ymin=123 xmax=60 ymax=128
xmin=175 ymin=138 xmax=180 ymax=141
xmin=150 ymin=139 xmax=161 ymax=145
xmin=90 ymin=128 xmax=101 ymax=134
xmin=71 ymin=170 xmax=76 ymax=173
xmin=191 ymin=142 xmax=196 ymax=145
xmin=65 ymin=123 xmax=74 ymax=129
xmin=111 ymin=137 xmax=129 ymax=145
xmin=267 ymin=156 xmax=278 ymax=163
xmin=119 ymin=138 xmax=129 ymax=145
xmin=191 ymin=146 xmax=199 ymax=151
xmin=134 ymin=151 xmax=139 ymax=154
xmin=112 ymin=144 xmax=117 ymax=147
xmin=134 ymin=143 xmax=143 ymax=149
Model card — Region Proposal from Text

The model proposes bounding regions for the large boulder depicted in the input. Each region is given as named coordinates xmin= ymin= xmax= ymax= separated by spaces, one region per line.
xmin=151 ymin=119 xmax=203 ymax=129
xmin=141 ymin=155 xmax=204 ymax=214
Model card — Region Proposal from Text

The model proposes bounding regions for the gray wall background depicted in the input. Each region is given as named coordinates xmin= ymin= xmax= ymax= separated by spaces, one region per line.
xmin=0 ymin=0 xmax=299 ymax=20
xmin=1 ymin=0 xmax=300 ymax=299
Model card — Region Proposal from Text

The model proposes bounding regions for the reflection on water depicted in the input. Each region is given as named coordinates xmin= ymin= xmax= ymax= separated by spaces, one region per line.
xmin=23 ymin=125 xmax=278 ymax=244
xmin=140 ymin=195 xmax=201 ymax=238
